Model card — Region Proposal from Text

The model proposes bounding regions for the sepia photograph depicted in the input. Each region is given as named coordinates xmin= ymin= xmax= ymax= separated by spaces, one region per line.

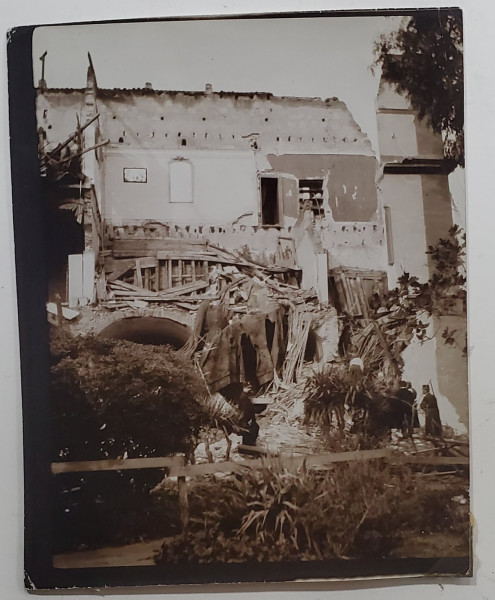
xmin=8 ymin=9 xmax=470 ymax=590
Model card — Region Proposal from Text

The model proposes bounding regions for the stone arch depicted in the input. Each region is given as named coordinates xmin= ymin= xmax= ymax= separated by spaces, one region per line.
xmin=99 ymin=315 xmax=192 ymax=349
xmin=69 ymin=305 xmax=195 ymax=346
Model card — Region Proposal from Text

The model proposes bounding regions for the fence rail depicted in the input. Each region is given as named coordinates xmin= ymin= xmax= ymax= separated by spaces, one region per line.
xmin=51 ymin=448 xmax=469 ymax=531
xmin=50 ymin=448 xmax=469 ymax=477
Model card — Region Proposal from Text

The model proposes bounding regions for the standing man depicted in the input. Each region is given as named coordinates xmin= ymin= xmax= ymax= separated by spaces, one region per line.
xmin=420 ymin=384 xmax=443 ymax=437
xmin=396 ymin=380 xmax=417 ymax=438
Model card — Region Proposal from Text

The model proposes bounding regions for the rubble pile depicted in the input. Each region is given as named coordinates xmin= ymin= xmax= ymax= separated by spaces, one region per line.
xmin=100 ymin=242 xmax=336 ymax=396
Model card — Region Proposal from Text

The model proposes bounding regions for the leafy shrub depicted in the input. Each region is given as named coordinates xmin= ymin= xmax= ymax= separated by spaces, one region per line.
xmin=53 ymin=469 xmax=176 ymax=553
xmin=49 ymin=329 xmax=208 ymax=552
xmin=303 ymin=364 xmax=348 ymax=432
xmin=156 ymin=460 xmax=468 ymax=564
xmin=50 ymin=329 xmax=208 ymax=460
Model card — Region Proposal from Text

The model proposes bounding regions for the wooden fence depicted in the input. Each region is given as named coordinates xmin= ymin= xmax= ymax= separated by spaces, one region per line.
xmin=51 ymin=448 xmax=469 ymax=531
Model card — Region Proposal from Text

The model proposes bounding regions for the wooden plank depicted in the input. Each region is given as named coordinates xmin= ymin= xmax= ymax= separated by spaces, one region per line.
xmin=111 ymin=290 xmax=152 ymax=298
xmin=184 ymin=261 xmax=192 ymax=284
xmin=137 ymin=257 xmax=158 ymax=269
xmin=191 ymin=261 xmax=196 ymax=282
xmin=384 ymin=206 xmax=395 ymax=265
xmin=394 ymin=455 xmax=469 ymax=466
xmin=170 ymin=448 xmax=391 ymax=478
xmin=159 ymin=261 xmax=167 ymax=291
xmin=68 ymin=254 xmax=83 ymax=308
xmin=111 ymin=294 xmax=219 ymax=303
xmin=167 ymin=259 xmax=173 ymax=289
xmin=157 ymin=251 xmax=236 ymax=264
xmin=134 ymin=259 xmax=143 ymax=287
xmin=169 ymin=461 xmax=247 ymax=477
xmin=178 ymin=259 xmax=183 ymax=285
xmin=51 ymin=449 xmax=465 ymax=480
xmin=158 ymin=280 xmax=208 ymax=298
xmin=82 ymin=251 xmax=95 ymax=303
xmin=109 ymin=280 xmax=159 ymax=296
xmin=356 ymin=277 xmax=370 ymax=320
xmin=340 ymin=274 xmax=356 ymax=315
xmin=178 ymin=476 xmax=190 ymax=531
xmin=106 ymin=259 xmax=135 ymax=282
xmin=51 ymin=455 xmax=186 ymax=475
xmin=112 ymin=238 xmax=208 ymax=258
xmin=46 ymin=302 xmax=79 ymax=321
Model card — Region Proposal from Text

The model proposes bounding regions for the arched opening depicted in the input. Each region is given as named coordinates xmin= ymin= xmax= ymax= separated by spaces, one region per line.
xmin=99 ymin=317 xmax=192 ymax=349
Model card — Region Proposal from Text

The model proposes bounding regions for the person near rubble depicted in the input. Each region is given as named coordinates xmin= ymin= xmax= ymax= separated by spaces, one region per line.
xmin=420 ymin=384 xmax=443 ymax=437
xmin=347 ymin=356 xmax=364 ymax=407
xmin=396 ymin=380 xmax=418 ymax=438
xmin=221 ymin=382 xmax=260 ymax=446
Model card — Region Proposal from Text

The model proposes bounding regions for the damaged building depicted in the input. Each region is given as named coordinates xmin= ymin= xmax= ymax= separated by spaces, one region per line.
xmin=37 ymin=56 xmax=467 ymax=432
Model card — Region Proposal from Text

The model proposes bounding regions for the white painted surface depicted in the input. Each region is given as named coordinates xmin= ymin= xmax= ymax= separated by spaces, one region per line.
xmin=379 ymin=174 xmax=429 ymax=286
xmin=377 ymin=112 xmax=418 ymax=157
xmin=103 ymin=148 xmax=259 ymax=225
xmin=401 ymin=322 xmax=467 ymax=434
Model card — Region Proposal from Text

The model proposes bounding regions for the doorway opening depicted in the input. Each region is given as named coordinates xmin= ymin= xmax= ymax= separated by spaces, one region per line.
xmin=260 ymin=177 xmax=279 ymax=226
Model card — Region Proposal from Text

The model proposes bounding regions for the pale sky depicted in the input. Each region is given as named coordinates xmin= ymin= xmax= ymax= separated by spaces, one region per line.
xmin=32 ymin=16 xmax=401 ymax=152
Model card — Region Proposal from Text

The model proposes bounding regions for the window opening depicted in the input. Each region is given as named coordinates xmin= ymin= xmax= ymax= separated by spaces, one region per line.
xmin=170 ymin=160 xmax=193 ymax=203
xmin=298 ymin=179 xmax=324 ymax=216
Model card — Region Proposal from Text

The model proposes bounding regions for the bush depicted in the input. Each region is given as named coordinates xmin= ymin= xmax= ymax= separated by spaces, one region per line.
xmin=303 ymin=364 xmax=348 ymax=432
xmin=156 ymin=460 xmax=468 ymax=564
xmin=49 ymin=329 xmax=208 ymax=552
xmin=50 ymin=329 xmax=208 ymax=460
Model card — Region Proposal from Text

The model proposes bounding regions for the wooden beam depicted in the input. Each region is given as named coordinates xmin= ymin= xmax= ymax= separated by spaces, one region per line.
xmin=394 ymin=455 xmax=469 ymax=466
xmin=357 ymin=277 xmax=370 ymax=320
xmin=178 ymin=259 xmax=183 ymax=286
xmin=134 ymin=259 xmax=143 ymax=287
xmin=51 ymin=455 xmax=186 ymax=475
xmin=169 ymin=448 xmax=391 ymax=478
xmin=112 ymin=238 xmax=208 ymax=258
xmin=178 ymin=476 xmax=190 ymax=531
xmin=371 ymin=319 xmax=402 ymax=377
xmin=68 ymin=254 xmax=83 ymax=308
xmin=110 ymin=279 xmax=159 ymax=296
xmin=167 ymin=259 xmax=173 ymax=289
xmin=158 ymin=280 xmax=208 ymax=298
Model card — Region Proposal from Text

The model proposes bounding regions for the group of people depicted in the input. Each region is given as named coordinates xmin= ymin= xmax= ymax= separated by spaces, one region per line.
xmin=396 ymin=380 xmax=443 ymax=438
xmin=348 ymin=357 xmax=443 ymax=438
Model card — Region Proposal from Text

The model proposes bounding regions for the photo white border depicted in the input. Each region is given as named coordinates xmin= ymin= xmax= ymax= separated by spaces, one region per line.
xmin=1 ymin=1 xmax=493 ymax=598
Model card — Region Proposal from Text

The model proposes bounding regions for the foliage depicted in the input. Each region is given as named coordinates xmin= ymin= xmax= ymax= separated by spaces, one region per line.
xmin=303 ymin=364 xmax=348 ymax=431
xmin=49 ymin=329 xmax=209 ymax=552
xmin=155 ymin=461 xmax=469 ymax=564
xmin=374 ymin=10 xmax=464 ymax=166
xmin=426 ymin=224 xmax=467 ymax=315
xmin=50 ymin=329 xmax=208 ymax=461
xmin=378 ymin=226 xmax=467 ymax=352
xmin=53 ymin=469 xmax=175 ymax=553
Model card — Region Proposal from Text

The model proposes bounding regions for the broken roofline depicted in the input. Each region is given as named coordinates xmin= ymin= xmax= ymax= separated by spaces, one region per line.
xmin=36 ymin=86 xmax=346 ymax=108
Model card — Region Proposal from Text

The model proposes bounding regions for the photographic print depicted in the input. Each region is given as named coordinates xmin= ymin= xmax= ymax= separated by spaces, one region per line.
xmin=8 ymin=9 xmax=470 ymax=590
